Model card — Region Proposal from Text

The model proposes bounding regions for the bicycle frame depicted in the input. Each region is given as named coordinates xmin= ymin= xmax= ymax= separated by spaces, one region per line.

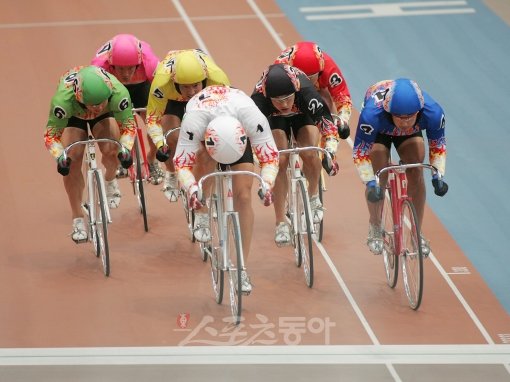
xmin=130 ymin=107 xmax=150 ymax=182
xmin=63 ymin=127 xmax=124 ymax=276
xmin=375 ymin=162 xmax=441 ymax=256
xmin=375 ymin=161 xmax=441 ymax=309
xmin=198 ymin=168 xmax=268 ymax=324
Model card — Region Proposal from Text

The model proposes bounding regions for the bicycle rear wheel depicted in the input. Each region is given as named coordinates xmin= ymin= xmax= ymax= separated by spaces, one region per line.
xmin=297 ymin=179 xmax=314 ymax=288
xmin=314 ymin=173 xmax=324 ymax=242
xmin=382 ymin=188 xmax=398 ymax=288
xmin=401 ymin=199 xmax=423 ymax=310
xmin=208 ymin=193 xmax=224 ymax=303
xmin=133 ymin=138 xmax=149 ymax=232
xmin=93 ymin=171 xmax=110 ymax=277
xmin=227 ymin=214 xmax=243 ymax=325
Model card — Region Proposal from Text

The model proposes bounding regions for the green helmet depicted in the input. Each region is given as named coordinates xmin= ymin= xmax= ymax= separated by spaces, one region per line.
xmin=77 ymin=66 xmax=112 ymax=105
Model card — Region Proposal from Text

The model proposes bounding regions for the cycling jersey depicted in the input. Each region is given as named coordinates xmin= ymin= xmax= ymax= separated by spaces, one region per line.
xmin=44 ymin=66 xmax=136 ymax=159
xmin=146 ymin=49 xmax=231 ymax=148
xmin=174 ymin=86 xmax=279 ymax=191
xmin=251 ymin=70 xmax=339 ymax=141
xmin=275 ymin=45 xmax=352 ymax=124
xmin=353 ymin=80 xmax=446 ymax=183
xmin=91 ymin=38 xmax=159 ymax=85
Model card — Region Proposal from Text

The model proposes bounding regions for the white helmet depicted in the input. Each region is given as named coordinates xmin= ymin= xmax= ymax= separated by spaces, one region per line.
xmin=205 ymin=115 xmax=247 ymax=164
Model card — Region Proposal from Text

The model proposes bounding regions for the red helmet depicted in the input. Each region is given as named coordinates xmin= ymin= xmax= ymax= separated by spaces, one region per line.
xmin=290 ymin=42 xmax=325 ymax=76
xmin=108 ymin=34 xmax=142 ymax=66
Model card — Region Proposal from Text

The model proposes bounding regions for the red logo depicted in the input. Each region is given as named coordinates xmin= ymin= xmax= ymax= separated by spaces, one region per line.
xmin=177 ymin=313 xmax=190 ymax=329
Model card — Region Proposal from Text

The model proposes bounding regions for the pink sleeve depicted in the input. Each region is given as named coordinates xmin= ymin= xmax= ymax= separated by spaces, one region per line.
xmin=140 ymin=42 xmax=160 ymax=81
xmin=90 ymin=53 xmax=110 ymax=70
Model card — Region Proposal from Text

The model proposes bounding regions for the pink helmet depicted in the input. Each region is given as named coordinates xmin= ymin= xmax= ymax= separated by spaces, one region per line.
xmin=108 ymin=34 xmax=142 ymax=66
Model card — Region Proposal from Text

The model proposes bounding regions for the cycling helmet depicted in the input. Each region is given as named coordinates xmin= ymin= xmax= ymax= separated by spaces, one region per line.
xmin=383 ymin=78 xmax=424 ymax=115
xmin=77 ymin=66 xmax=112 ymax=105
xmin=290 ymin=42 xmax=325 ymax=75
xmin=204 ymin=115 xmax=247 ymax=164
xmin=108 ymin=34 xmax=142 ymax=66
xmin=262 ymin=64 xmax=300 ymax=98
xmin=172 ymin=50 xmax=208 ymax=85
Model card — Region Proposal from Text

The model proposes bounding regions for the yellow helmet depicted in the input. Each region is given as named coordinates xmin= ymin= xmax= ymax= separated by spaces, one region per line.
xmin=172 ymin=50 xmax=208 ymax=85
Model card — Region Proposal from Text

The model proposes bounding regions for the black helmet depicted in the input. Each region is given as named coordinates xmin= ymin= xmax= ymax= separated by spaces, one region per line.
xmin=262 ymin=64 xmax=300 ymax=98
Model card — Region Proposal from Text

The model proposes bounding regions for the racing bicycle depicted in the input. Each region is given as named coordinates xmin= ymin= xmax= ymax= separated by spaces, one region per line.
xmin=197 ymin=167 xmax=269 ymax=325
xmin=375 ymin=161 xmax=443 ymax=310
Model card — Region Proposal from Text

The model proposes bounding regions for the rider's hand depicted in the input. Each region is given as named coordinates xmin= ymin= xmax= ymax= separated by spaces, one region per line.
xmin=322 ymin=140 xmax=339 ymax=176
xmin=117 ymin=147 xmax=133 ymax=169
xmin=366 ymin=180 xmax=383 ymax=202
xmin=432 ymin=175 xmax=449 ymax=196
xmin=57 ymin=154 xmax=72 ymax=176
xmin=156 ymin=144 xmax=170 ymax=163
xmin=187 ymin=183 xmax=204 ymax=210
xmin=336 ymin=118 xmax=350 ymax=140
xmin=258 ymin=186 xmax=274 ymax=206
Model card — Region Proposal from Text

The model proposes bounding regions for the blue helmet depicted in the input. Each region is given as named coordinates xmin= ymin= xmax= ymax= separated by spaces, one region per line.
xmin=383 ymin=78 xmax=424 ymax=115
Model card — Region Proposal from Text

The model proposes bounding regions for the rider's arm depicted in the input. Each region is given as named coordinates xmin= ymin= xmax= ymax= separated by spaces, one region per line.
xmin=422 ymin=98 xmax=447 ymax=176
xmin=201 ymin=52 xmax=231 ymax=86
xmin=352 ymin=110 xmax=379 ymax=184
xmin=44 ymin=90 xmax=74 ymax=159
xmin=173 ymin=111 xmax=208 ymax=191
xmin=320 ymin=52 xmax=353 ymax=125
xmin=110 ymin=83 xmax=136 ymax=151
xmin=145 ymin=65 xmax=171 ymax=149
xmin=140 ymin=41 xmax=160 ymax=82
xmin=238 ymin=105 xmax=279 ymax=187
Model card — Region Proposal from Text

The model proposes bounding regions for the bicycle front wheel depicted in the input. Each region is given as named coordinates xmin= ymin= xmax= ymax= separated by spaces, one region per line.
xmin=180 ymin=190 xmax=197 ymax=245
xmin=134 ymin=139 xmax=148 ymax=232
xmin=93 ymin=171 xmax=110 ymax=277
xmin=227 ymin=214 xmax=243 ymax=325
xmin=401 ymin=199 xmax=423 ymax=310
xmin=314 ymin=173 xmax=324 ymax=242
xmin=208 ymin=193 xmax=224 ymax=303
xmin=297 ymin=179 xmax=314 ymax=288
xmin=382 ymin=188 xmax=398 ymax=288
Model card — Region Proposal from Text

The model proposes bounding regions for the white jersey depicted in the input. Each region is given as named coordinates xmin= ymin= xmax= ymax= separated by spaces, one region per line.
xmin=174 ymin=86 xmax=279 ymax=190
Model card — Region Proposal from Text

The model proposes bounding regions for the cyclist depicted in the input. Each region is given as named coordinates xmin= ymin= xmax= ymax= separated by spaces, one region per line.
xmin=275 ymin=41 xmax=352 ymax=139
xmin=174 ymin=85 xmax=279 ymax=294
xmin=91 ymin=34 xmax=163 ymax=184
xmin=146 ymin=49 xmax=230 ymax=202
xmin=251 ymin=63 xmax=340 ymax=247
xmin=353 ymin=78 xmax=448 ymax=256
xmin=44 ymin=65 xmax=136 ymax=243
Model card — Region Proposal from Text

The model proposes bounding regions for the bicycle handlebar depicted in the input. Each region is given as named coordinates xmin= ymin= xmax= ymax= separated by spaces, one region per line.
xmin=197 ymin=170 xmax=269 ymax=203
xmin=279 ymin=145 xmax=333 ymax=168
xmin=374 ymin=163 xmax=442 ymax=187
xmin=164 ymin=127 xmax=180 ymax=140
xmin=63 ymin=138 xmax=125 ymax=160
xmin=132 ymin=107 xmax=146 ymax=114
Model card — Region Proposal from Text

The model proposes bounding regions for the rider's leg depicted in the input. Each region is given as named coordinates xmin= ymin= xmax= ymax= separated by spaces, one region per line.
xmin=396 ymin=136 xmax=426 ymax=227
xmin=231 ymin=162 xmax=255 ymax=260
xmin=61 ymin=127 xmax=87 ymax=219
xmin=296 ymin=124 xmax=321 ymax=197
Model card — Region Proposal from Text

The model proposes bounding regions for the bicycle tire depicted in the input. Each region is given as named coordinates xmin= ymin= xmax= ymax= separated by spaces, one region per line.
xmin=180 ymin=190 xmax=197 ymax=245
xmin=288 ymin=172 xmax=302 ymax=268
xmin=382 ymin=188 xmax=398 ymax=288
xmin=134 ymin=139 xmax=149 ymax=232
xmin=209 ymin=193 xmax=224 ymax=303
xmin=401 ymin=199 xmax=424 ymax=310
xmin=297 ymin=179 xmax=314 ymax=288
xmin=227 ymin=214 xmax=243 ymax=325
xmin=94 ymin=171 xmax=110 ymax=277
xmin=314 ymin=173 xmax=324 ymax=242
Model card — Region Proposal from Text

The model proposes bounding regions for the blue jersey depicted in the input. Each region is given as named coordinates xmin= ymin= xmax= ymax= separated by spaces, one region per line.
xmin=353 ymin=80 xmax=446 ymax=183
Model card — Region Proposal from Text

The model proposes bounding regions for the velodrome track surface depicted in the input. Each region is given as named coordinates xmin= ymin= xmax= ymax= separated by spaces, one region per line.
xmin=0 ymin=0 xmax=509 ymax=381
